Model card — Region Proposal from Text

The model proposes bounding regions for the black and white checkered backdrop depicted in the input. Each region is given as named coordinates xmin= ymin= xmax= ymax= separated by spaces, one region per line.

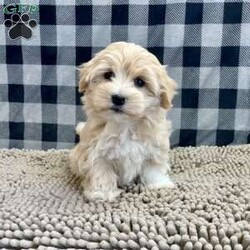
xmin=0 ymin=0 xmax=249 ymax=149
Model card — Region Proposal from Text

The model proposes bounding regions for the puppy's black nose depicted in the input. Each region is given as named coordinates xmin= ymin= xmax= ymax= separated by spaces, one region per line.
xmin=111 ymin=94 xmax=126 ymax=106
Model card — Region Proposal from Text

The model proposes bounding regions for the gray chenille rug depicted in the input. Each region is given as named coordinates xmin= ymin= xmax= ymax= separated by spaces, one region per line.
xmin=0 ymin=145 xmax=250 ymax=250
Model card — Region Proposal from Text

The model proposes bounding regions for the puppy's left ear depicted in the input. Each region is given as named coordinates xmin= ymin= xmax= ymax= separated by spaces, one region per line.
xmin=78 ymin=61 xmax=93 ymax=93
xmin=159 ymin=67 xmax=177 ymax=109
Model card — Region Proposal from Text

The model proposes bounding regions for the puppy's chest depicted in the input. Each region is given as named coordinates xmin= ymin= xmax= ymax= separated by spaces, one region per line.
xmin=98 ymin=129 xmax=147 ymax=163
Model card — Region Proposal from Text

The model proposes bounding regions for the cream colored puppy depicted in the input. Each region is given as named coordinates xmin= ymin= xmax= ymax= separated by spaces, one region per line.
xmin=70 ymin=42 xmax=176 ymax=201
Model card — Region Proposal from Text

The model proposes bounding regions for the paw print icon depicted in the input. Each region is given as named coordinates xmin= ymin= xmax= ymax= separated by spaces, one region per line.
xmin=4 ymin=13 xmax=37 ymax=39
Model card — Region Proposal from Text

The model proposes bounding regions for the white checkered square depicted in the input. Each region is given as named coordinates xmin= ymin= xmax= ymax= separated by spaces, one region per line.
xmin=57 ymin=66 xmax=76 ymax=86
xmin=24 ymin=140 xmax=42 ymax=149
xmin=199 ymin=67 xmax=221 ymax=89
xmin=164 ymin=25 xmax=185 ymax=47
xmin=238 ymin=67 xmax=250 ymax=90
xmin=129 ymin=0 xmax=149 ymax=4
xmin=57 ymin=25 xmax=75 ymax=46
xmin=23 ymin=65 xmax=42 ymax=85
xmin=23 ymin=103 xmax=42 ymax=123
xmin=235 ymin=109 xmax=250 ymax=131
xmin=92 ymin=0 xmax=113 ymax=5
xmin=128 ymin=26 xmax=148 ymax=47
xmin=58 ymin=105 xmax=76 ymax=125
xmin=0 ymin=64 xmax=8 ymax=83
xmin=198 ymin=109 xmax=219 ymax=130
xmin=92 ymin=25 xmax=111 ymax=47
xmin=0 ymin=139 xmax=9 ymax=148
xmin=0 ymin=24 xmax=6 ymax=46
xmin=201 ymin=24 xmax=223 ymax=47
xmin=240 ymin=23 xmax=250 ymax=46
xmin=0 ymin=102 xmax=9 ymax=121
xmin=55 ymin=0 xmax=75 ymax=4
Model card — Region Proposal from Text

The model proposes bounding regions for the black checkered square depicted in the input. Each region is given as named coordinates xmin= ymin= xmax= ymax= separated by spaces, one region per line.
xmin=185 ymin=3 xmax=203 ymax=24
xmin=8 ymin=84 xmax=24 ymax=103
xmin=75 ymin=5 xmax=92 ymax=25
xmin=112 ymin=5 xmax=128 ymax=25
xmin=39 ymin=5 xmax=56 ymax=25
xmin=223 ymin=2 xmax=243 ymax=24
xmin=6 ymin=46 xmax=23 ymax=64
xmin=148 ymin=5 xmax=166 ymax=25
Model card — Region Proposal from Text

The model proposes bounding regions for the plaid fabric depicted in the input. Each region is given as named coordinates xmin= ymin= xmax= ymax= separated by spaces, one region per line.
xmin=0 ymin=0 xmax=249 ymax=149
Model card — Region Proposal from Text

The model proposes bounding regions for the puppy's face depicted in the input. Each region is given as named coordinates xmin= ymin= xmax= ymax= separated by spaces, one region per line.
xmin=79 ymin=42 xmax=176 ymax=122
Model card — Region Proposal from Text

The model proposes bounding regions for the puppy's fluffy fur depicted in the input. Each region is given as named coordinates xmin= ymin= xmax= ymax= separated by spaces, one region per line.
xmin=70 ymin=42 xmax=176 ymax=201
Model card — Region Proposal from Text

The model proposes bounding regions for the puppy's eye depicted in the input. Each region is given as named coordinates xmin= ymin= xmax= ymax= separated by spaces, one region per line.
xmin=104 ymin=71 xmax=114 ymax=80
xmin=134 ymin=78 xmax=145 ymax=88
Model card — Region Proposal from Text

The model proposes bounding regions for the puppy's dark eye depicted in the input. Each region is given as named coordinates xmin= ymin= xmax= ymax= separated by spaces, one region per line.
xmin=134 ymin=78 xmax=145 ymax=88
xmin=104 ymin=71 xmax=114 ymax=80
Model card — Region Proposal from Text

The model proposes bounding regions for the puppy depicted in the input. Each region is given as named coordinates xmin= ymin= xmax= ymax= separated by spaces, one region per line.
xmin=70 ymin=42 xmax=176 ymax=201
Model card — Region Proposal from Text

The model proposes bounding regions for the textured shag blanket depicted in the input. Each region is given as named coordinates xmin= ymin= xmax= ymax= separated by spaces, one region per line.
xmin=0 ymin=145 xmax=250 ymax=250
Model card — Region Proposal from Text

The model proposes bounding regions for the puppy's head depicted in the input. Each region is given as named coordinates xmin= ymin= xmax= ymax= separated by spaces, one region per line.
xmin=79 ymin=42 xmax=176 ymax=122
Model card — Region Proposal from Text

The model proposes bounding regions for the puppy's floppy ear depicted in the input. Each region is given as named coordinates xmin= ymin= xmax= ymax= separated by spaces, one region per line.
xmin=159 ymin=66 xmax=177 ymax=109
xmin=78 ymin=61 xmax=93 ymax=93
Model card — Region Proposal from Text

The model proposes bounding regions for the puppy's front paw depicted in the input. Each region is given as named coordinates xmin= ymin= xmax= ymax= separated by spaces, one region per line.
xmin=141 ymin=167 xmax=175 ymax=190
xmin=146 ymin=177 xmax=175 ymax=190
xmin=84 ymin=189 xmax=122 ymax=202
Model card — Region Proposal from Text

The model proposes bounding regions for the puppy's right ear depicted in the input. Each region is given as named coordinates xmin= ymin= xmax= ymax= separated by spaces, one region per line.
xmin=78 ymin=62 xmax=92 ymax=93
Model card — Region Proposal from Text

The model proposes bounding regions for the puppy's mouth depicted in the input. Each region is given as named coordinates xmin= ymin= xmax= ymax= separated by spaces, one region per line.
xmin=110 ymin=106 xmax=124 ymax=113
